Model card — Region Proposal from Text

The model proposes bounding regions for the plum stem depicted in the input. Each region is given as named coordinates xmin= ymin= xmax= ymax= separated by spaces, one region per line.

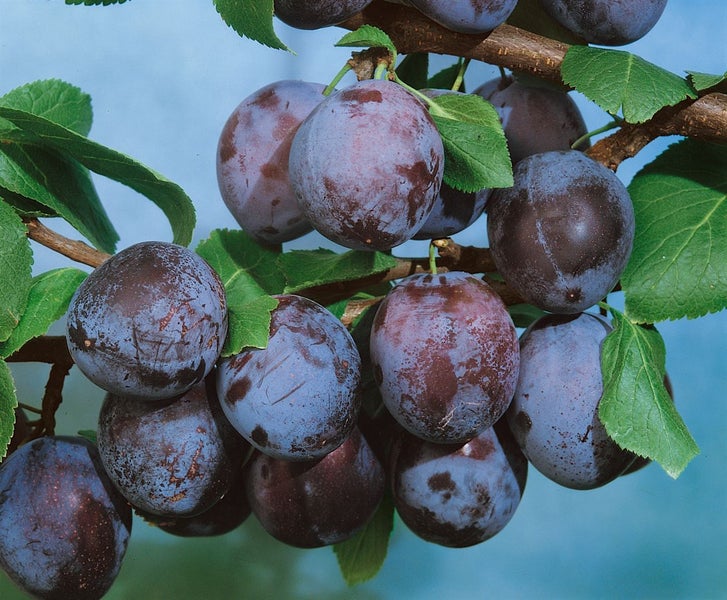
xmin=324 ymin=62 xmax=353 ymax=96
xmin=451 ymin=58 xmax=470 ymax=92
xmin=572 ymin=119 xmax=622 ymax=150
xmin=428 ymin=241 xmax=438 ymax=274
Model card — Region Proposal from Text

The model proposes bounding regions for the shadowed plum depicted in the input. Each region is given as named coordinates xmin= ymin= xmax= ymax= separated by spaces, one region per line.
xmin=0 ymin=436 xmax=132 ymax=600
xmin=289 ymin=78 xmax=444 ymax=251
xmin=506 ymin=313 xmax=635 ymax=489
xmin=274 ymin=0 xmax=373 ymax=29
xmin=66 ymin=241 xmax=228 ymax=400
xmin=370 ymin=272 xmax=520 ymax=444
xmin=216 ymin=80 xmax=326 ymax=244
xmin=409 ymin=0 xmax=518 ymax=34
xmin=245 ymin=428 xmax=384 ymax=548
xmin=486 ymin=151 xmax=635 ymax=313
xmin=474 ymin=75 xmax=590 ymax=165
xmin=97 ymin=379 xmax=247 ymax=517
xmin=390 ymin=421 xmax=527 ymax=547
xmin=539 ymin=0 xmax=669 ymax=45
xmin=217 ymin=294 xmax=362 ymax=461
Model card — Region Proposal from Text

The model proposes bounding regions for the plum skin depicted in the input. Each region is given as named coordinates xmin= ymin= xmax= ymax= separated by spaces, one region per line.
xmin=289 ymin=78 xmax=444 ymax=251
xmin=0 ymin=436 xmax=132 ymax=600
xmin=370 ymin=271 xmax=520 ymax=444
xmin=409 ymin=0 xmax=519 ymax=34
xmin=274 ymin=0 xmax=373 ymax=30
xmin=66 ymin=241 xmax=228 ymax=401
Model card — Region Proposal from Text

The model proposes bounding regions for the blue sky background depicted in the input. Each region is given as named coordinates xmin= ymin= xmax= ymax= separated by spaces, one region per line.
xmin=1 ymin=2 xmax=726 ymax=598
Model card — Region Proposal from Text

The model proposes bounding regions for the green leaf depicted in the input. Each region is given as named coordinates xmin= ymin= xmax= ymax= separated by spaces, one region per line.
xmin=599 ymin=309 xmax=699 ymax=478
xmin=0 ymin=143 xmax=119 ymax=253
xmin=396 ymin=53 xmax=429 ymax=90
xmin=278 ymin=248 xmax=397 ymax=293
xmin=195 ymin=229 xmax=286 ymax=302
xmin=621 ymin=140 xmax=727 ymax=322
xmin=0 ymin=200 xmax=33 ymax=343
xmin=0 ymin=268 xmax=88 ymax=358
xmin=334 ymin=492 xmax=394 ymax=586
xmin=223 ymin=295 xmax=279 ymax=356
xmin=77 ymin=430 xmax=98 ymax=444
xmin=508 ymin=303 xmax=547 ymax=329
xmin=0 ymin=79 xmax=93 ymax=137
xmin=0 ymin=359 xmax=18 ymax=460
xmin=428 ymin=61 xmax=466 ymax=92
xmin=428 ymin=94 xmax=512 ymax=191
xmin=0 ymin=106 xmax=196 ymax=247
xmin=561 ymin=46 xmax=697 ymax=123
xmin=687 ymin=70 xmax=727 ymax=92
xmin=335 ymin=25 xmax=397 ymax=61
xmin=213 ymin=0 xmax=290 ymax=51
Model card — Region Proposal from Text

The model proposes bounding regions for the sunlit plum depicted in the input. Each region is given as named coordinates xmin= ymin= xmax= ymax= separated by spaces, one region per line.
xmin=274 ymin=0 xmax=373 ymax=30
xmin=66 ymin=241 xmax=228 ymax=400
xmin=289 ymin=79 xmax=444 ymax=251
xmin=370 ymin=272 xmax=520 ymax=444
xmin=217 ymin=80 xmax=326 ymax=244
xmin=409 ymin=0 xmax=518 ymax=34
xmin=506 ymin=313 xmax=635 ymax=489
xmin=486 ymin=151 xmax=635 ymax=313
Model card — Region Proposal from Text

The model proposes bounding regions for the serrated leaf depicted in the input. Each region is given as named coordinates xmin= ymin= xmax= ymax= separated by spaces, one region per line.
xmin=428 ymin=94 xmax=512 ymax=191
xmin=0 ymin=79 xmax=93 ymax=137
xmin=0 ymin=200 xmax=33 ymax=343
xmin=214 ymin=0 xmax=289 ymax=51
xmin=561 ymin=46 xmax=697 ymax=123
xmin=0 ymin=143 xmax=119 ymax=253
xmin=334 ymin=492 xmax=394 ymax=586
xmin=0 ymin=107 xmax=195 ymax=247
xmin=622 ymin=140 xmax=727 ymax=322
xmin=0 ymin=359 xmax=18 ymax=460
xmin=335 ymin=25 xmax=397 ymax=61
xmin=278 ymin=249 xmax=397 ymax=293
xmin=195 ymin=229 xmax=286 ymax=303
xmin=599 ymin=309 xmax=699 ymax=478
xmin=687 ymin=70 xmax=727 ymax=92
xmin=396 ymin=53 xmax=429 ymax=90
xmin=223 ymin=295 xmax=279 ymax=356
xmin=0 ymin=268 xmax=88 ymax=358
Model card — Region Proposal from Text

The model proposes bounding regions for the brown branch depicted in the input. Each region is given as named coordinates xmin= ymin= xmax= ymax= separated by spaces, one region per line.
xmin=25 ymin=218 xmax=110 ymax=268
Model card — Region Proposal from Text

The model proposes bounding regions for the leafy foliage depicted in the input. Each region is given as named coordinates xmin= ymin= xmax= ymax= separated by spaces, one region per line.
xmin=213 ymin=0 xmax=289 ymax=51
xmin=0 ymin=359 xmax=17 ymax=460
xmin=336 ymin=25 xmax=397 ymax=61
xmin=0 ymin=200 xmax=33 ymax=343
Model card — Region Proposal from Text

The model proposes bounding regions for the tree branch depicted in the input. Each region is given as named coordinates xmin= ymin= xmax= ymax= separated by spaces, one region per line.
xmin=25 ymin=218 xmax=110 ymax=269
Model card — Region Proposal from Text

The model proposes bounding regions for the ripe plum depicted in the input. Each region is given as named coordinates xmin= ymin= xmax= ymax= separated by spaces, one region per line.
xmin=66 ymin=241 xmax=228 ymax=400
xmin=408 ymin=0 xmax=518 ymax=34
xmin=97 ymin=379 xmax=247 ymax=517
xmin=217 ymin=294 xmax=362 ymax=461
xmin=245 ymin=427 xmax=384 ymax=548
xmin=370 ymin=272 xmax=520 ymax=443
xmin=390 ymin=421 xmax=527 ymax=547
xmin=0 ymin=436 xmax=132 ymax=600
xmin=216 ymin=80 xmax=326 ymax=244
xmin=274 ymin=0 xmax=373 ymax=30
xmin=486 ymin=150 xmax=635 ymax=313
xmin=289 ymin=78 xmax=444 ymax=251
xmin=506 ymin=313 xmax=635 ymax=489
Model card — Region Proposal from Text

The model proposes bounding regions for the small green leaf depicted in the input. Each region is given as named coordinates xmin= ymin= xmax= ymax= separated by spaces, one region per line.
xmin=508 ymin=303 xmax=547 ymax=329
xmin=213 ymin=0 xmax=290 ymax=51
xmin=0 ymin=107 xmax=196 ymax=247
xmin=335 ymin=25 xmax=397 ymax=61
xmin=0 ymin=79 xmax=93 ymax=137
xmin=561 ymin=46 xmax=697 ymax=123
xmin=279 ymin=249 xmax=397 ymax=293
xmin=195 ymin=229 xmax=286 ymax=302
xmin=622 ymin=139 xmax=727 ymax=322
xmin=0 ymin=268 xmax=88 ymax=359
xmin=686 ymin=70 xmax=727 ymax=92
xmin=396 ymin=53 xmax=429 ymax=90
xmin=428 ymin=94 xmax=512 ymax=191
xmin=599 ymin=309 xmax=699 ymax=478
xmin=77 ymin=430 xmax=98 ymax=444
xmin=223 ymin=295 xmax=279 ymax=356
xmin=0 ymin=200 xmax=33 ymax=343
xmin=428 ymin=62 xmax=466 ymax=92
xmin=334 ymin=492 xmax=394 ymax=586
xmin=0 ymin=359 xmax=18 ymax=460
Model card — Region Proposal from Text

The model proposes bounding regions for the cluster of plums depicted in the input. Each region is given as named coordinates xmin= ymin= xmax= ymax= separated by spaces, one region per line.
xmin=0 ymin=1 xmax=671 ymax=597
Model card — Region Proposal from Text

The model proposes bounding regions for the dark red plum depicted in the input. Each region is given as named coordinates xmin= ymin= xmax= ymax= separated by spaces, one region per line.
xmin=66 ymin=241 xmax=228 ymax=400
xmin=539 ymin=0 xmax=669 ymax=45
xmin=0 ymin=436 xmax=132 ymax=600
xmin=245 ymin=428 xmax=384 ymax=548
xmin=486 ymin=151 xmax=635 ymax=313
xmin=97 ymin=379 xmax=247 ymax=517
xmin=217 ymin=294 xmax=362 ymax=461
xmin=217 ymin=80 xmax=326 ymax=244
xmin=274 ymin=0 xmax=373 ymax=29
xmin=289 ymin=79 xmax=444 ymax=251
xmin=474 ymin=75 xmax=590 ymax=165
xmin=409 ymin=0 xmax=518 ymax=34
xmin=390 ymin=421 xmax=527 ymax=548
xmin=506 ymin=313 xmax=635 ymax=490
xmin=370 ymin=272 xmax=520 ymax=444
